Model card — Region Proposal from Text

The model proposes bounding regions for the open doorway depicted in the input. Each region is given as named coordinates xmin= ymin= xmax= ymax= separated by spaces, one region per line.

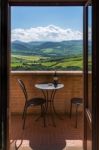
xmin=9 ymin=5 xmax=84 ymax=150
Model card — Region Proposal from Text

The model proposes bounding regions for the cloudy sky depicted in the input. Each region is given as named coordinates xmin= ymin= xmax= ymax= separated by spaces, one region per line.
xmin=11 ymin=6 xmax=83 ymax=42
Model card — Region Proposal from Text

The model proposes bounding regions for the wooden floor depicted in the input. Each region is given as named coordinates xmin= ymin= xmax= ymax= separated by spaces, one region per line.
xmin=10 ymin=114 xmax=83 ymax=150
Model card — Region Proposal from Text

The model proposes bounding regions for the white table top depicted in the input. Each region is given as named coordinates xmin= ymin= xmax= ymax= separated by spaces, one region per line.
xmin=35 ymin=83 xmax=64 ymax=90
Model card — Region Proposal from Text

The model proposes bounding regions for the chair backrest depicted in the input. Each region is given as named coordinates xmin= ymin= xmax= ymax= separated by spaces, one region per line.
xmin=17 ymin=79 xmax=28 ymax=103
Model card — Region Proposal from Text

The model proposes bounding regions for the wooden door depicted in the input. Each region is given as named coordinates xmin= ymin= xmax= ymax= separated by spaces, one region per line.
xmin=0 ymin=0 xmax=10 ymax=149
xmin=84 ymin=0 xmax=99 ymax=149
xmin=83 ymin=1 xmax=92 ymax=150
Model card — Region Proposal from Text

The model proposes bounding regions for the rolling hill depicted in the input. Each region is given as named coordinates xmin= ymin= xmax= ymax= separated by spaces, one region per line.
xmin=11 ymin=40 xmax=83 ymax=57
xmin=11 ymin=40 xmax=89 ymax=71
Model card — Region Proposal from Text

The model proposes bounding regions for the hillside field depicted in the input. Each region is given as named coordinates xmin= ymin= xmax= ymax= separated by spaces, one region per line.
xmin=11 ymin=54 xmax=83 ymax=71
xmin=11 ymin=40 xmax=86 ymax=71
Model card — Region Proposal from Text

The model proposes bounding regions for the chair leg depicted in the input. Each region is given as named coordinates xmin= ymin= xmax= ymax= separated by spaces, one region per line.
xmin=22 ymin=104 xmax=26 ymax=119
xmin=23 ymin=107 xmax=27 ymax=130
xmin=41 ymin=104 xmax=46 ymax=127
xmin=75 ymin=104 xmax=79 ymax=128
xmin=70 ymin=102 xmax=72 ymax=118
xmin=42 ymin=105 xmax=46 ymax=127
xmin=35 ymin=105 xmax=43 ymax=121
xmin=22 ymin=107 xmax=25 ymax=120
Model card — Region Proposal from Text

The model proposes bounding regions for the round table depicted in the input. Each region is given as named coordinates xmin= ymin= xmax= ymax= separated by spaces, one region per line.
xmin=35 ymin=83 xmax=64 ymax=127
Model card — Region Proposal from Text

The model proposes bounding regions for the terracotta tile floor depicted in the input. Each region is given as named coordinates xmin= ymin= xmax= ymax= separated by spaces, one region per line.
xmin=10 ymin=114 xmax=83 ymax=150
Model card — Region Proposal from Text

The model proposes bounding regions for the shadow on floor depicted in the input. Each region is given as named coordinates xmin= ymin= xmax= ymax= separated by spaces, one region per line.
xmin=10 ymin=114 xmax=83 ymax=150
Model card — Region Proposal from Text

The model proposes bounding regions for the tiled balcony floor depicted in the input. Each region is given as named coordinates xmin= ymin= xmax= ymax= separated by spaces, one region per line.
xmin=10 ymin=114 xmax=83 ymax=150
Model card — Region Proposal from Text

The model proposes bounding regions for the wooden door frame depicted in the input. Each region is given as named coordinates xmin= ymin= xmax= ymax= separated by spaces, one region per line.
xmin=9 ymin=0 xmax=87 ymax=6
xmin=83 ymin=2 xmax=93 ymax=150
xmin=84 ymin=0 xmax=99 ymax=150
xmin=0 ymin=0 xmax=10 ymax=149
xmin=83 ymin=4 xmax=88 ymax=150
xmin=92 ymin=0 xmax=99 ymax=150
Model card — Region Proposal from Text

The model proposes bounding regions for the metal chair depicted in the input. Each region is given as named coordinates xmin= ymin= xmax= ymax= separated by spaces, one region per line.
xmin=17 ymin=79 xmax=46 ymax=129
xmin=70 ymin=97 xmax=83 ymax=128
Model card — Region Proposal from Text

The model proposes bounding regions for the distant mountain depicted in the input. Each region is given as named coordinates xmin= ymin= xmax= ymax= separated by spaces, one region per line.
xmin=11 ymin=40 xmax=84 ymax=57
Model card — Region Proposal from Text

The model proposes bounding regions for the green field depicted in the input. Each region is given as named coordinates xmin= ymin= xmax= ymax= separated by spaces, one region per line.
xmin=11 ymin=54 xmax=83 ymax=71
xmin=11 ymin=40 xmax=88 ymax=71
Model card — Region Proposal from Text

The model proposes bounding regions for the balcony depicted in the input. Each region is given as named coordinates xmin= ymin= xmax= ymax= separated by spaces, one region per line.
xmin=10 ymin=71 xmax=83 ymax=150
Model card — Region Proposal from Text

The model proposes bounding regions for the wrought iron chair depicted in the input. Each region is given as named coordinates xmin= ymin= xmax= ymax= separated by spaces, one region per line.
xmin=17 ymin=79 xmax=46 ymax=129
xmin=70 ymin=97 xmax=83 ymax=128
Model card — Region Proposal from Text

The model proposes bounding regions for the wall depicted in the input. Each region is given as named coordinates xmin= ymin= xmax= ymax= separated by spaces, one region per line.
xmin=10 ymin=71 xmax=83 ymax=114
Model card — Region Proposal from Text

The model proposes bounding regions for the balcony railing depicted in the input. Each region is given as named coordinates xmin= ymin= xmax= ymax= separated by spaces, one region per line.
xmin=10 ymin=71 xmax=83 ymax=114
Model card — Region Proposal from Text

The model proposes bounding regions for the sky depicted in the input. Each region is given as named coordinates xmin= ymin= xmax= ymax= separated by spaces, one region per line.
xmin=11 ymin=6 xmax=83 ymax=42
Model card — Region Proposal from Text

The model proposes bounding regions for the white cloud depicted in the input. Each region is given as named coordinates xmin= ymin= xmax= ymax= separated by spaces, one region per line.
xmin=11 ymin=25 xmax=83 ymax=42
